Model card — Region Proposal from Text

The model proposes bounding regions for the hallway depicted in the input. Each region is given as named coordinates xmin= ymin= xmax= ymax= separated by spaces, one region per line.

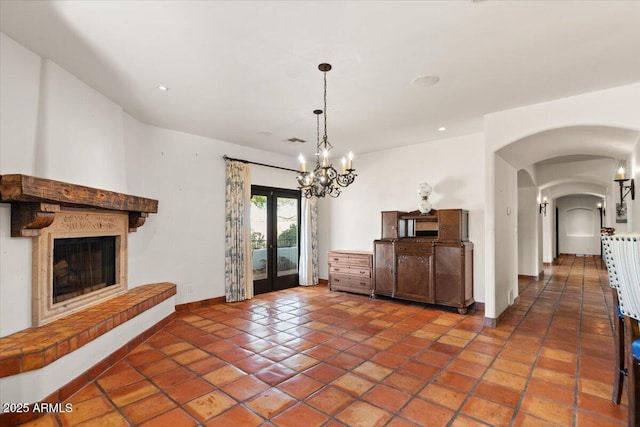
xmin=21 ymin=255 xmax=625 ymax=426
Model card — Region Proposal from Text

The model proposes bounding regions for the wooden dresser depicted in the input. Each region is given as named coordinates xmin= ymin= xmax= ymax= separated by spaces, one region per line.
xmin=374 ymin=209 xmax=473 ymax=313
xmin=328 ymin=250 xmax=373 ymax=296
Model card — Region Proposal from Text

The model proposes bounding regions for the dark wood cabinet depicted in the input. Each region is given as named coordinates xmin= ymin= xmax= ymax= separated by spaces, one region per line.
xmin=373 ymin=209 xmax=473 ymax=313
xmin=373 ymin=241 xmax=394 ymax=296
xmin=395 ymin=242 xmax=433 ymax=302
xmin=434 ymin=242 xmax=473 ymax=309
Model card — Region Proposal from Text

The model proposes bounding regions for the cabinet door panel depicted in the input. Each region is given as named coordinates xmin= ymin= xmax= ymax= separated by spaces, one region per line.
xmin=438 ymin=209 xmax=461 ymax=241
xmin=434 ymin=244 xmax=463 ymax=305
xmin=396 ymin=252 xmax=432 ymax=302
xmin=382 ymin=212 xmax=401 ymax=239
xmin=374 ymin=241 xmax=394 ymax=296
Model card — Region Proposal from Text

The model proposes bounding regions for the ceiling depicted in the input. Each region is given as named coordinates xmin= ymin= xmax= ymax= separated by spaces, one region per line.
xmin=1 ymin=1 xmax=640 ymax=160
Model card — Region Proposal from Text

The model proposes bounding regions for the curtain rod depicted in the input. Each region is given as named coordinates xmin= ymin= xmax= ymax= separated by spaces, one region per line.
xmin=223 ymin=155 xmax=299 ymax=173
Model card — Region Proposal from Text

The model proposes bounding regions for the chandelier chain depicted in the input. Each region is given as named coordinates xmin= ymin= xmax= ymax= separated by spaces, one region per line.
xmin=323 ymin=71 xmax=328 ymax=145
xmin=317 ymin=109 xmax=321 ymax=157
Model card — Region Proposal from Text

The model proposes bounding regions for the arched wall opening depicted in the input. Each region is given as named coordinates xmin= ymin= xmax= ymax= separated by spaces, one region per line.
xmin=517 ymin=169 xmax=542 ymax=281
xmin=483 ymin=82 xmax=640 ymax=324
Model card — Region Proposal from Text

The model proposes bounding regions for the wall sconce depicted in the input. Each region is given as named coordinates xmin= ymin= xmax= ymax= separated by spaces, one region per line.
xmin=597 ymin=202 xmax=605 ymax=216
xmin=614 ymin=167 xmax=635 ymax=203
xmin=539 ymin=197 xmax=548 ymax=216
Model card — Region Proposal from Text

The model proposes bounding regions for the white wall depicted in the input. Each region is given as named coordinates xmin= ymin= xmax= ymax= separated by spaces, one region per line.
xmin=536 ymin=158 xmax=615 ymax=190
xmin=124 ymin=121 xmax=297 ymax=307
xmin=541 ymin=190 xmax=555 ymax=263
xmin=486 ymin=83 xmax=640 ymax=153
xmin=318 ymin=133 xmax=486 ymax=304
xmin=517 ymin=187 xmax=541 ymax=277
xmin=557 ymin=195 xmax=602 ymax=255
xmin=494 ymin=154 xmax=518 ymax=314
xmin=35 ymin=60 xmax=128 ymax=193
xmin=0 ymin=34 xmax=40 ymax=337
xmin=0 ymin=34 xmax=298 ymax=337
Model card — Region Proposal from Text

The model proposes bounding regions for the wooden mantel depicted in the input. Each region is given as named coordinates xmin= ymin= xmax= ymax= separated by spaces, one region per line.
xmin=0 ymin=174 xmax=158 ymax=237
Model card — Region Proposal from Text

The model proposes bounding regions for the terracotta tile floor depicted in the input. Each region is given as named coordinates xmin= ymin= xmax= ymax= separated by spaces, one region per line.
xmin=21 ymin=254 xmax=627 ymax=426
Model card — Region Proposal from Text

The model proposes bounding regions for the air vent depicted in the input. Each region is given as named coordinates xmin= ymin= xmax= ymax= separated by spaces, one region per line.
xmin=286 ymin=137 xmax=306 ymax=144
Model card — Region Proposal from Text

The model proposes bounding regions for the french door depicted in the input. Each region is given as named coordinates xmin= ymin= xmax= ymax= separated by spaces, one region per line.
xmin=251 ymin=186 xmax=300 ymax=295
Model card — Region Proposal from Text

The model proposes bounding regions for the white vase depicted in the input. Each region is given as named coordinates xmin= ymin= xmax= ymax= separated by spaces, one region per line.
xmin=418 ymin=182 xmax=432 ymax=198
xmin=417 ymin=183 xmax=432 ymax=214
xmin=418 ymin=198 xmax=432 ymax=215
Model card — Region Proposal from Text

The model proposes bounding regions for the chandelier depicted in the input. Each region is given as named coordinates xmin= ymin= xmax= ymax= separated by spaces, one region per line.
xmin=296 ymin=63 xmax=356 ymax=198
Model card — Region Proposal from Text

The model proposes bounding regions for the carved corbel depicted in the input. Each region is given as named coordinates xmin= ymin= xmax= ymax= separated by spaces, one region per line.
xmin=11 ymin=203 xmax=60 ymax=237
xmin=128 ymin=212 xmax=149 ymax=232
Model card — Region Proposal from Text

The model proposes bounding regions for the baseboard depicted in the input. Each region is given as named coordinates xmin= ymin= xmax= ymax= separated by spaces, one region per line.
xmin=518 ymin=271 xmax=544 ymax=280
xmin=175 ymin=295 xmax=226 ymax=311
xmin=176 ymin=283 xmax=329 ymax=311
xmin=483 ymin=296 xmax=520 ymax=328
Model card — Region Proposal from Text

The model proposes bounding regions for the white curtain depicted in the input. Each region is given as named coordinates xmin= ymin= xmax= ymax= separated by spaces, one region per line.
xmin=299 ymin=196 xmax=319 ymax=286
xmin=224 ymin=160 xmax=253 ymax=302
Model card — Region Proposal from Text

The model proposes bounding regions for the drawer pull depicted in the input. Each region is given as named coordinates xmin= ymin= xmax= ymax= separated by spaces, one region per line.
xmin=359 ymin=270 xmax=367 ymax=275
xmin=360 ymin=282 xmax=367 ymax=286
xmin=334 ymin=278 xmax=340 ymax=282
xmin=334 ymin=268 xmax=341 ymax=271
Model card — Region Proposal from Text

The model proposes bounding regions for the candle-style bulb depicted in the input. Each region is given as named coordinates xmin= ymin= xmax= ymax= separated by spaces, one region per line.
xmin=298 ymin=154 xmax=306 ymax=172
xmin=618 ymin=167 xmax=625 ymax=180
xmin=347 ymin=151 xmax=353 ymax=170
xmin=341 ymin=157 xmax=346 ymax=174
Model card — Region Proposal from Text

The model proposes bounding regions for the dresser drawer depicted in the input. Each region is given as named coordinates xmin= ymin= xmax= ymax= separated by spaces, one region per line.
xmin=328 ymin=254 xmax=372 ymax=268
xmin=329 ymin=265 xmax=371 ymax=277
xmin=395 ymin=243 xmax=433 ymax=256
xmin=330 ymin=274 xmax=372 ymax=294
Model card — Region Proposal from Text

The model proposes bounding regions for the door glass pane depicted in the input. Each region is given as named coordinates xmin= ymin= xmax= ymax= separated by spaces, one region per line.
xmin=276 ymin=197 xmax=298 ymax=277
xmin=251 ymin=195 xmax=268 ymax=280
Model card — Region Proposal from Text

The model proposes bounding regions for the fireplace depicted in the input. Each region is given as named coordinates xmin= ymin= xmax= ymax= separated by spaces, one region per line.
xmin=33 ymin=209 xmax=128 ymax=325
xmin=53 ymin=235 xmax=117 ymax=303
xmin=0 ymin=174 xmax=158 ymax=326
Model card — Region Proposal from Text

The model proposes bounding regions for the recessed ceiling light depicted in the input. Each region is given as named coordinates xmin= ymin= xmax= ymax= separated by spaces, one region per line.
xmin=438 ymin=127 xmax=446 ymax=132
xmin=158 ymin=85 xmax=170 ymax=91
xmin=411 ymin=75 xmax=440 ymax=88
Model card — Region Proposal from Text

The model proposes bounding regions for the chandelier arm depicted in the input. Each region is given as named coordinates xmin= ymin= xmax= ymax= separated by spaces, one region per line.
xmin=335 ymin=171 xmax=357 ymax=187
